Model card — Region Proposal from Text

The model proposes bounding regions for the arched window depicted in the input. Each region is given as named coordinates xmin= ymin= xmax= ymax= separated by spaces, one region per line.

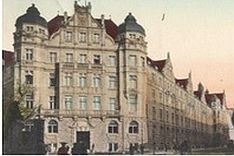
xmin=48 ymin=120 xmax=58 ymax=133
xmin=108 ymin=120 xmax=118 ymax=133
xmin=129 ymin=121 xmax=138 ymax=133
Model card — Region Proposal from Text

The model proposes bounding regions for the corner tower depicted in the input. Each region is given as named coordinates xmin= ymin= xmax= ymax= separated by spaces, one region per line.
xmin=117 ymin=13 xmax=148 ymax=149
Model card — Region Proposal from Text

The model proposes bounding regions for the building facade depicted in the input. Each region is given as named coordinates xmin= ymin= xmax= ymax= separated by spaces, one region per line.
xmin=4 ymin=1 xmax=230 ymax=154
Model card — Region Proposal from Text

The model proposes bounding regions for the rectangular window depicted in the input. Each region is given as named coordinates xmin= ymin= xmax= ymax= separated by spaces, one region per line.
xmin=141 ymin=57 xmax=145 ymax=67
xmin=49 ymin=52 xmax=57 ymax=63
xmin=172 ymin=113 xmax=175 ymax=124
xmin=109 ymin=76 xmax=116 ymax=89
xmin=49 ymin=96 xmax=57 ymax=109
xmin=65 ymin=31 xmax=72 ymax=42
xmin=26 ymin=26 xmax=34 ymax=31
xmin=79 ymin=54 xmax=87 ymax=63
xmin=65 ymin=73 xmax=72 ymax=86
xmin=25 ymin=71 xmax=33 ymax=84
xmin=66 ymin=53 xmax=73 ymax=62
xmin=129 ymin=55 xmax=136 ymax=66
xmin=93 ymin=74 xmax=100 ymax=87
xmin=25 ymin=48 xmax=33 ymax=60
xmin=109 ymin=98 xmax=116 ymax=111
xmin=160 ymin=109 xmax=163 ymax=120
xmin=129 ymin=75 xmax=137 ymax=89
xmin=129 ymin=95 xmax=137 ymax=111
xmin=181 ymin=116 xmax=184 ymax=127
xmin=93 ymin=96 xmax=101 ymax=110
xmin=176 ymin=114 xmax=179 ymax=125
xmin=109 ymin=56 xmax=116 ymax=66
xmin=152 ymin=107 xmax=156 ymax=120
xmin=79 ymin=73 xmax=86 ymax=87
xmin=93 ymin=55 xmax=101 ymax=64
xmin=159 ymin=92 xmax=163 ymax=102
xmin=79 ymin=32 xmax=86 ymax=42
xmin=65 ymin=96 xmax=72 ymax=110
xmin=108 ymin=143 xmax=118 ymax=152
xmin=129 ymin=34 xmax=136 ymax=39
xmin=49 ymin=73 xmax=55 ymax=87
xmin=79 ymin=96 xmax=87 ymax=110
xmin=166 ymin=111 xmax=169 ymax=122
xmin=93 ymin=33 xmax=100 ymax=43
xmin=26 ymin=94 xmax=33 ymax=109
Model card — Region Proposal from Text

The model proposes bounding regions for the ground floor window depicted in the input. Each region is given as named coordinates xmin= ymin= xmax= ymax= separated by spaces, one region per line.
xmin=108 ymin=143 xmax=118 ymax=152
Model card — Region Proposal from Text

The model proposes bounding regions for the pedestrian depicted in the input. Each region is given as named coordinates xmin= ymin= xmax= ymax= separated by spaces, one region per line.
xmin=179 ymin=141 xmax=184 ymax=155
xmin=71 ymin=143 xmax=79 ymax=155
xmin=129 ymin=144 xmax=134 ymax=155
xmin=57 ymin=142 xmax=69 ymax=155
xmin=140 ymin=144 xmax=144 ymax=154
xmin=91 ymin=143 xmax=95 ymax=154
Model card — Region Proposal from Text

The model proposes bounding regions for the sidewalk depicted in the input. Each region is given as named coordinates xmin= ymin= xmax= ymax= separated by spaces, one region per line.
xmin=144 ymin=150 xmax=177 ymax=155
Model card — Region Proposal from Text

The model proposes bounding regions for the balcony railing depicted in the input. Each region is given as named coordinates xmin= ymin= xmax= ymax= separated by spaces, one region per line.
xmin=40 ymin=109 xmax=120 ymax=118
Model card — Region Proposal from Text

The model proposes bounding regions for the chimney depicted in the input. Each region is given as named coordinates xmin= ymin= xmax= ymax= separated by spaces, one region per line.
xmin=101 ymin=14 xmax=105 ymax=28
xmin=64 ymin=11 xmax=68 ymax=23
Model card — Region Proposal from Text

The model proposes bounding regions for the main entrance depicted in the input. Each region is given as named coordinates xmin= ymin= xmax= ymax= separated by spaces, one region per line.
xmin=76 ymin=131 xmax=90 ymax=150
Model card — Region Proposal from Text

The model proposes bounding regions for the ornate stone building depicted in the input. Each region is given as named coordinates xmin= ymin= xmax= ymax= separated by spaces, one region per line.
xmin=4 ymin=1 xmax=230 ymax=154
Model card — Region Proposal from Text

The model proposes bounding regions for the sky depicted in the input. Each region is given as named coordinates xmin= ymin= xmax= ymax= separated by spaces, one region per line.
xmin=2 ymin=0 xmax=234 ymax=108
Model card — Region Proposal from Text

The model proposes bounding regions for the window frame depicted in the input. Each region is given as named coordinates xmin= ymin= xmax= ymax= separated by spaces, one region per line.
xmin=129 ymin=121 xmax=139 ymax=134
xmin=108 ymin=120 xmax=118 ymax=133
xmin=65 ymin=96 xmax=73 ymax=110
xmin=93 ymin=96 xmax=101 ymax=110
xmin=48 ymin=120 xmax=58 ymax=133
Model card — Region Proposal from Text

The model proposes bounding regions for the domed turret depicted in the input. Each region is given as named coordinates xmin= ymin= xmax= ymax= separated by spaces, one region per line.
xmin=118 ymin=13 xmax=145 ymax=36
xmin=15 ymin=4 xmax=47 ymax=28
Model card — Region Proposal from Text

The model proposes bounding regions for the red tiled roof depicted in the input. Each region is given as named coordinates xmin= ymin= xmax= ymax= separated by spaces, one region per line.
xmin=147 ymin=57 xmax=166 ymax=72
xmin=96 ymin=18 xmax=118 ymax=40
xmin=48 ymin=15 xmax=64 ymax=37
xmin=175 ymin=78 xmax=188 ymax=90
xmin=2 ymin=50 xmax=14 ymax=66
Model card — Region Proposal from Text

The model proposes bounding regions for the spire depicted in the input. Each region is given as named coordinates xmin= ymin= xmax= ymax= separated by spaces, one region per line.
xmin=188 ymin=71 xmax=192 ymax=79
xmin=167 ymin=52 xmax=170 ymax=59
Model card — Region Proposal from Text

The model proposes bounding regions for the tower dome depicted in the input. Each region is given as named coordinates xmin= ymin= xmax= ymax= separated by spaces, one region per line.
xmin=118 ymin=13 xmax=145 ymax=36
xmin=15 ymin=4 xmax=47 ymax=28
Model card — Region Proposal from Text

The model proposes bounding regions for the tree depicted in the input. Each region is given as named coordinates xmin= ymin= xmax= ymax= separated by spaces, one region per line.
xmin=4 ymin=82 xmax=40 ymax=154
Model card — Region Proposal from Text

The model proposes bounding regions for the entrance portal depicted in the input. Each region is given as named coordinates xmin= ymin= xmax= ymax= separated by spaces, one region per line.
xmin=76 ymin=131 xmax=90 ymax=151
